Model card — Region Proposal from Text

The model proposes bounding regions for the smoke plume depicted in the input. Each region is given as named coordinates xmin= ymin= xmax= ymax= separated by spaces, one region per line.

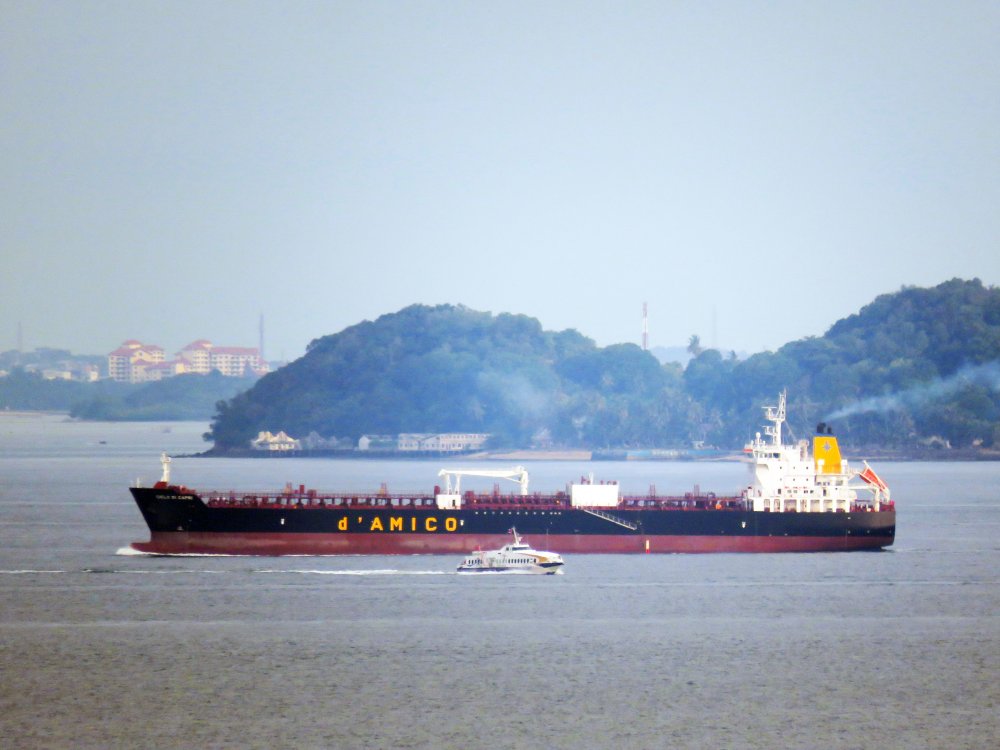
xmin=824 ymin=360 xmax=1000 ymax=421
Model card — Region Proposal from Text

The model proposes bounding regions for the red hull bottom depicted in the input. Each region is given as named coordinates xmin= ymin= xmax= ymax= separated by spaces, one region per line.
xmin=131 ymin=531 xmax=891 ymax=555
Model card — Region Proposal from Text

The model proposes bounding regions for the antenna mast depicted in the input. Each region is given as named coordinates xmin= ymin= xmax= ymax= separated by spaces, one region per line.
xmin=764 ymin=391 xmax=787 ymax=446
xmin=642 ymin=302 xmax=648 ymax=351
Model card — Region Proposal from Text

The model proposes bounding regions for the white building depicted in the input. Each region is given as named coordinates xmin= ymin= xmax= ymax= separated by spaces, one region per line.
xmin=108 ymin=339 xmax=268 ymax=383
xmin=358 ymin=435 xmax=396 ymax=451
xmin=133 ymin=360 xmax=189 ymax=382
xmin=251 ymin=430 xmax=301 ymax=451
xmin=397 ymin=433 xmax=490 ymax=452
xmin=177 ymin=340 xmax=267 ymax=377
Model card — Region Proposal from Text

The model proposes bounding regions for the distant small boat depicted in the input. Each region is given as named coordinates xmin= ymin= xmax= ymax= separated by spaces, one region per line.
xmin=457 ymin=528 xmax=564 ymax=574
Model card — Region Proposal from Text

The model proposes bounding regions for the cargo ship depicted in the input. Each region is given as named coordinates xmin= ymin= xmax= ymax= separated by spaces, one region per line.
xmin=128 ymin=393 xmax=895 ymax=555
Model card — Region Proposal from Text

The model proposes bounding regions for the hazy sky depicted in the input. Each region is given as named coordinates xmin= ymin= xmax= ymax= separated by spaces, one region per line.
xmin=3 ymin=2 xmax=999 ymax=361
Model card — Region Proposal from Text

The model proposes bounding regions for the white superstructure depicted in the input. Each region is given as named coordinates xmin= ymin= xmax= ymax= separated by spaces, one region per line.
xmin=742 ymin=392 xmax=890 ymax=513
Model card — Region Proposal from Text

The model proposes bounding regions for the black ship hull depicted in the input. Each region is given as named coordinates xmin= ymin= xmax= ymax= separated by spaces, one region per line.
xmin=129 ymin=487 xmax=895 ymax=555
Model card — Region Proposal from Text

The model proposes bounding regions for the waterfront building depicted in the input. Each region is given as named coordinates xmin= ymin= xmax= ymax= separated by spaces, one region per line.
xmin=251 ymin=430 xmax=301 ymax=451
xmin=397 ymin=433 xmax=490 ymax=452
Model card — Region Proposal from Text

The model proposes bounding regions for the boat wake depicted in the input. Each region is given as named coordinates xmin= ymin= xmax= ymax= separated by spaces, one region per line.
xmin=116 ymin=547 xmax=240 ymax=557
xmin=252 ymin=568 xmax=450 ymax=576
xmin=115 ymin=546 xmax=154 ymax=556
xmin=0 ymin=569 xmax=68 ymax=575
xmin=2 ymin=567 xmax=450 ymax=577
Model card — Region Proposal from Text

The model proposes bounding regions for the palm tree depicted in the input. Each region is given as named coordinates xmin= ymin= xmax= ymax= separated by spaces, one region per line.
xmin=687 ymin=335 xmax=703 ymax=357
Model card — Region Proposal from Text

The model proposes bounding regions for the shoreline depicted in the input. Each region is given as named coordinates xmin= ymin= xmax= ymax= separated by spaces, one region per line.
xmin=3 ymin=412 xmax=996 ymax=462
xmin=187 ymin=447 xmax=1000 ymax=462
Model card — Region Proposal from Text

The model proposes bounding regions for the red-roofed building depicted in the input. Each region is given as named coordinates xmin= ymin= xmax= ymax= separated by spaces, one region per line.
xmin=109 ymin=339 xmax=267 ymax=382
xmin=177 ymin=341 xmax=267 ymax=377
xmin=107 ymin=341 xmax=166 ymax=382
xmin=177 ymin=340 xmax=214 ymax=374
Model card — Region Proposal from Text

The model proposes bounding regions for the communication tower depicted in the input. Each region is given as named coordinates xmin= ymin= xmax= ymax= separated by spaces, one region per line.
xmin=642 ymin=302 xmax=648 ymax=351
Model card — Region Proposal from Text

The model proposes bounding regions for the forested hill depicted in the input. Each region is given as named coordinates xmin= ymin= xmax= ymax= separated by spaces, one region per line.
xmin=208 ymin=305 xmax=688 ymax=450
xmin=206 ymin=279 xmax=1000 ymax=452
xmin=683 ymin=278 xmax=1000 ymax=448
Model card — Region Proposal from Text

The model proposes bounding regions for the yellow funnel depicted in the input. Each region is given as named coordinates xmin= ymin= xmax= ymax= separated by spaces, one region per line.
xmin=813 ymin=435 xmax=842 ymax=474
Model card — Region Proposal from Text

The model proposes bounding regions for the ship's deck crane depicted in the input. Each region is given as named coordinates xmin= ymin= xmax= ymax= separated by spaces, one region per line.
xmin=438 ymin=466 xmax=530 ymax=496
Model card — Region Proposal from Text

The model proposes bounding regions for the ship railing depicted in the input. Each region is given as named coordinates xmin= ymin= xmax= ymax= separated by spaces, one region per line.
xmin=849 ymin=501 xmax=895 ymax=512
xmin=201 ymin=491 xmax=752 ymax=512
xmin=202 ymin=491 xmax=581 ymax=511
xmin=204 ymin=492 xmax=443 ymax=509
xmin=461 ymin=493 xmax=571 ymax=509
xmin=620 ymin=495 xmax=746 ymax=511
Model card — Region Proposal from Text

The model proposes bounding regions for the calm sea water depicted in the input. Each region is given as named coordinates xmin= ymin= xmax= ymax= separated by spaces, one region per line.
xmin=1 ymin=413 xmax=997 ymax=749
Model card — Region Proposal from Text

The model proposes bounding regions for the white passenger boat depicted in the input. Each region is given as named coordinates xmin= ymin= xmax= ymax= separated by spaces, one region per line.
xmin=457 ymin=528 xmax=564 ymax=574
